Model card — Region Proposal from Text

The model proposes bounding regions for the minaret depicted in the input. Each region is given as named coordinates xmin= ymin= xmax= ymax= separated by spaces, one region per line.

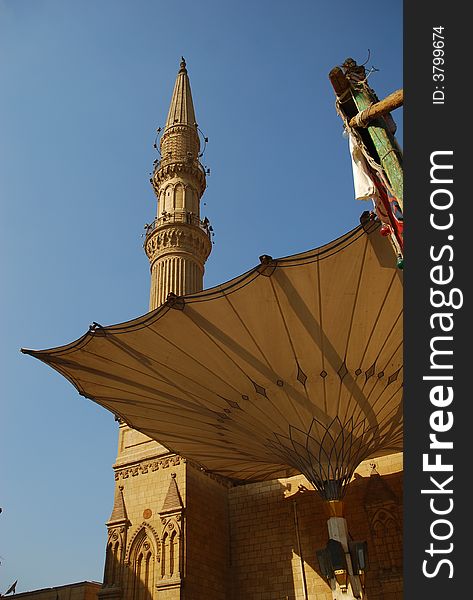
xmin=98 ymin=60 xmax=234 ymax=600
xmin=144 ymin=57 xmax=212 ymax=309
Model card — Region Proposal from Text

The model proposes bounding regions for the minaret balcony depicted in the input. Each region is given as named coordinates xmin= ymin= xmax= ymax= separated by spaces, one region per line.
xmin=143 ymin=210 xmax=212 ymax=247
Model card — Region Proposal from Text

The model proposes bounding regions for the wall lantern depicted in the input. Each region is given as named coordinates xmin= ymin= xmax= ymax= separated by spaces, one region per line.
xmin=316 ymin=539 xmax=369 ymax=595
xmin=349 ymin=540 xmax=369 ymax=586
xmin=316 ymin=539 xmax=349 ymax=592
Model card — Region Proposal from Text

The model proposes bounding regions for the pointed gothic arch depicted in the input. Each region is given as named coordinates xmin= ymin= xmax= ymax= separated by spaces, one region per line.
xmin=159 ymin=516 xmax=182 ymax=581
xmin=163 ymin=184 xmax=173 ymax=213
xmin=371 ymin=507 xmax=402 ymax=572
xmin=174 ymin=183 xmax=184 ymax=209
xmin=124 ymin=523 xmax=160 ymax=600
xmin=104 ymin=529 xmax=122 ymax=586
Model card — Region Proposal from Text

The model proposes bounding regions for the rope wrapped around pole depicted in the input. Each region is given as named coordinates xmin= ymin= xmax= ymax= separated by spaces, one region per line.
xmin=349 ymin=89 xmax=403 ymax=128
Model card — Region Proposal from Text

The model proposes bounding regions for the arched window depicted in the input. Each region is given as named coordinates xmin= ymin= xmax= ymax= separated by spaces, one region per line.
xmin=170 ymin=530 xmax=178 ymax=577
xmin=161 ymin=531 xmax=169 ymax=579
xmin=127 ymin=528 xmax=158 ymax=600
xmin=175 ymin=184 xmax=184 ymax=210
xmin=372 ymin=508 xmax=402 ymax=572
xmin=186 ymin=187 xmax=198 ymax=214
xmin=164 ymin=186 xmax=173 ymax=213
xmin=104 ymin=530 xmax=122 ymax=587
xmin=158 ymin=191 xmax=165 ymax=216
xmin=160 ymin=520 xmax=181 ymax=580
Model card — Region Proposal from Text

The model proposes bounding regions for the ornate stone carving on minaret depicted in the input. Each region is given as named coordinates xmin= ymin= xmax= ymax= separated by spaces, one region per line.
xmin=144 ymin=57 xmax=212 ymax=310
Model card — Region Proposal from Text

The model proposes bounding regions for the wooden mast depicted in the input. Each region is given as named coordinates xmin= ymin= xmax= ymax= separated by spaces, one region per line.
xmin=329 ymin=59 xmax=403 ymax=212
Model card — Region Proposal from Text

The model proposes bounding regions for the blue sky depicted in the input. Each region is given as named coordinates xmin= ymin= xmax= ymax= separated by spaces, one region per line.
xmin=0 ymin=0 xmax=402 ymax=592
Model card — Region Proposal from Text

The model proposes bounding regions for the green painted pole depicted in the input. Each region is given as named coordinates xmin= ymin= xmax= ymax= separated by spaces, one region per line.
xmin=349 ymin=84 xmax=404 ymax=211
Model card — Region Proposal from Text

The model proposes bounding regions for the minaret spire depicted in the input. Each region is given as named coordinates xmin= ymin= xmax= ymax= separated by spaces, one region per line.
xmin=145 ymin=59 xmax=212 ymax=310
xmin=164 ymin=57 xmax=198 ymax=129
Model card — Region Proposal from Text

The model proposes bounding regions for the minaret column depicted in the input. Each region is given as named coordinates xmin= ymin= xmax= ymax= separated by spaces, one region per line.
xmin=144 ymin=58 xmax=212 ymax=311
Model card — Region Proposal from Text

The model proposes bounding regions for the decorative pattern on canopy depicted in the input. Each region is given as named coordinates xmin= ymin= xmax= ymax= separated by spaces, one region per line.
xmin=23 ymin=218 xmax=403 ymax=497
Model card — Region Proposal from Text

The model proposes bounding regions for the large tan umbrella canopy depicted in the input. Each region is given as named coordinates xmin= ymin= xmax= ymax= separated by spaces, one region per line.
xmin=22 ymin=218 xmax=403 ymax=499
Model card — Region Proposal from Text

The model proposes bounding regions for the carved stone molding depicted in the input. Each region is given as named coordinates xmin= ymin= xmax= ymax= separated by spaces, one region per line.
xmin=145 ymin=224 xmax=211 ymax=266
xmin=107 ymin=525 xmax=127 ymax=540
xmin=159 ymin=515 xmax=182 ymax=536
xmin=115 ymin=455 xmax=183 ymax=481
xmin=153 ymin=162 xmax=206 ymax=194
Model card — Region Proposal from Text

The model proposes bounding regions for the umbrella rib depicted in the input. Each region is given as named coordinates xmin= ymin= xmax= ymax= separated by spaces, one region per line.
xmin=315 ymin=254 xmax=328 ymax=415
xmin=336 ymin=233 xmax=370 ymax=421
xmin=78 ymin=347 xmax=235 ymax=414
xmin=217 ymin=288 xmax=301 ymax=429
xmin=340 ymin=272 xmax=402 ymax=424
xmin=365 ymin=384 xmax=403 ymax=430
xmin=61 ymin=348 xmax=289 ymax=448
xmin=220 ymin=286 xmax=274 ymax=370
xmin=148 ymin=320 xmax=278 ymax=405
xmin=141 ymin=429 xmax=277 ymax=463
xmin=348 ymin=312 xmax=403 ymax=425
xmin=82 ymin=329 xmax=298 ymax=437
xmin=101 ymin=329 xmax=245 ymax=403
xmin=177 ymin=307 xmax=298 ymax=433
xmin=266 ymin=276 xmax=315 ymax=430
xmin=274 ymin=269 xmax=379 ymax=429
xmin=361 ymin=346 xmax=403 ymax=418
xmin=89 ymin=381 xmax=288 ymax=449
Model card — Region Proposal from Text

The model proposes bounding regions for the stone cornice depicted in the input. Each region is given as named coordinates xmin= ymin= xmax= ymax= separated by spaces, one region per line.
xmin=114 ymin=454 xmax=184 ymax=481
xmin=145 ymin=224 xmax=211 ymax=267
xmin=152 ymin=161 xmax=206 ymax=194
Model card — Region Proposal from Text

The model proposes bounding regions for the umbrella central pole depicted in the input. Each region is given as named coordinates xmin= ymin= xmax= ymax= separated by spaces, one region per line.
xmin=323 ymin=500 xmax=366 ymax=599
